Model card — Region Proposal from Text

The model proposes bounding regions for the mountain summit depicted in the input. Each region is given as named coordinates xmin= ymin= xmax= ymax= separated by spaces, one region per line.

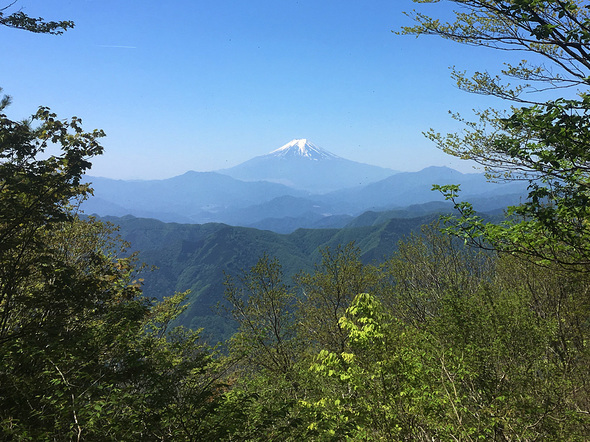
xmin=219 ymin=139 xmax=397 ymax=193
xmin=269 ymin=139 xmax=339 ymax=160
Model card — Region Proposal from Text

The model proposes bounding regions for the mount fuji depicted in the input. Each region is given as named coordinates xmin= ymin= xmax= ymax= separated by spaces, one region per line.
xmin=219 ymin=139 xmax=397 ymax=192
xmin=268 ymin=139 xmax=340 ymax=160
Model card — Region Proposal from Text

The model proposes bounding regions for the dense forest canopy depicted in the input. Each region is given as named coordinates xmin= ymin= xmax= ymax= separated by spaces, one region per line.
xmin=1 ymin=1 xmax=590 ymax=440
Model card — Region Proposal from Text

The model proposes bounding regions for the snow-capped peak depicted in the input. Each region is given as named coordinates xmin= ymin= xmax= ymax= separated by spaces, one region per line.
xmin=269 ymin=139 xmax=340 ymax=160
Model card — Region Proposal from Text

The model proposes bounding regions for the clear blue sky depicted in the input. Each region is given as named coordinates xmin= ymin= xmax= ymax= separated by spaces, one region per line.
xmin=3 ymin=0 xmax=510 ymax=179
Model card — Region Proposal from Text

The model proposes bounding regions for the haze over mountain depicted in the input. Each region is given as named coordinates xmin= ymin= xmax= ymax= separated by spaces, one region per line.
xmin=219 ymin=139 xmax=398 ymax=192
xmin=319 ymin=166 xmax=527 ymax=210
xmin=81 ymin=139 xmax=527 ymax=232
xmin=81 ymin=171 xmax=308 ymax=223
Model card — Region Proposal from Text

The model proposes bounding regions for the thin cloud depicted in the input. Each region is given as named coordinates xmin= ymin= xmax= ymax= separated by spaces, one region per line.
xmin=96 ymin=45 xmax=137 ymax=49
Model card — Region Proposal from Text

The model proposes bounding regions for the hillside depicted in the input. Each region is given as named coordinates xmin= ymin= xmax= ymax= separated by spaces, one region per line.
xmin=109 ymin=211 xmax=441 ymax=340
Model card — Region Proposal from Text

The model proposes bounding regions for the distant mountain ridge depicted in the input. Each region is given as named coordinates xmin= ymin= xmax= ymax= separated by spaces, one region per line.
xmin=81 ymin=141 xmax=528 ymax=232
xmin=81 ymin=171 xmax=309 ymax=223
xmin=218 ymin=139 xmax=397 ymax=192
xmin=320 ymin=166 xmax=527 ymax=210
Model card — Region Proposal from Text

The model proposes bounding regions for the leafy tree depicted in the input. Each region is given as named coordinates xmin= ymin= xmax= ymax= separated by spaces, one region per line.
xmin=377 ymin=223 xmax=494 ymax=326
xmin=0 ymin=2 xmax=73 ymax=34
xmin=301 ymin=234 xmax=590 ymax=440
xmin=295 ymin=243 xmax=379 ymax=354
xmin=400 ymin=3 xmax=590 ymax=435
xmin=302 ymin=292 xmax=436 ymax=441
xmin=403 ymin=0 xmax=590 ymax=269
xmin=0 ymin=9 xmax=246 ymax=440
xmin=222 ymin=255 xmax=309 ymax=440
xmin=223 ymin=254 xmax=300 ymax=378
xmin=0 ymin=106 xmax=231 ymax=438
xmin=403 ymin=0 xmax=590 ymax=97
xmin=0 ymin=105 xmax=105 ymax=345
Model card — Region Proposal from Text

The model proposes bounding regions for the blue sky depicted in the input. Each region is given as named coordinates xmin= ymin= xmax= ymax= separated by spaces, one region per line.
xmin=3 ymin=0 xmax=509 ymax=179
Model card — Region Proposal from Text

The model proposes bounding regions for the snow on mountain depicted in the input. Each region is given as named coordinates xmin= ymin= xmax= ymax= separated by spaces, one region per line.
xmin=219 ymin=138 xmax=397 ymax=193
xmin=268 ymin=139 xmax=340 ymax=160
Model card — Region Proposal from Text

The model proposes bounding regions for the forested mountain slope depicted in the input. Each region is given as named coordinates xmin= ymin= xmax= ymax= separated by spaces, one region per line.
xmin=108 ymin=212 xmax=440 ymax=339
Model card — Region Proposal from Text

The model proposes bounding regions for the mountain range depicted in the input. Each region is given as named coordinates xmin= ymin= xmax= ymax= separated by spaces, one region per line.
xmin=82 ymin=139 xmax=527 ymax=233
xmin=83 ymin=139 xmax=529 ymax=340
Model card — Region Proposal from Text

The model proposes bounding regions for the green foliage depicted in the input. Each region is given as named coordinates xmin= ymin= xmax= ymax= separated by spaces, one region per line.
xmin=0 ymin=98 xmax=235 ymax=439
xmin=223 ymin=254 xmax=300 ymax=377
xmin=296 ymin=243 xmax=380 ymax=354
xmin=221 ymin=255 xmax=315 ymax=440
xmin=404 ymin=0 xmax=590 ymax=271
xmin=0 ymin=105 xmax=106 ymax=345
xmin=220 ymin=245 xmax=385 ymax=440
xmin=431 ymin=98 xmax=590 ymax=270
xmin=304 ymin=292 xmax=440 ymax=441
xmin=378 ymin=223 xmax=494 ymax=325
xmin=402 ymin=0 xmax=590 ymax=99
xmin=300 ymin=232 xmax=590 ymax=440
xmin=219 ymin=224 xmax=590 ymax=440
xmin=0 ymin=3 xmax=73 ymax=34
